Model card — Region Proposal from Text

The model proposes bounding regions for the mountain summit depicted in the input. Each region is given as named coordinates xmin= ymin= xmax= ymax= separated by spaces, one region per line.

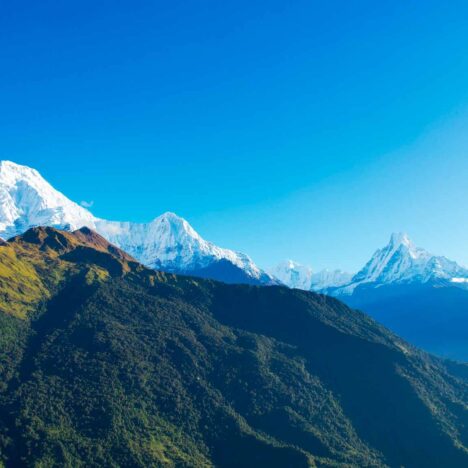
xmin=0 ymin=160 xmax=96 ymax=237
xmin=272 ymin=233 xmax=467 ymax=294
xmin=337 ymin=232 xmax=468 ymax=294
xmin=269 ymin=260 xmax=314 ymax=290
xmin=96 ymin=212 xmax=273 ymax=283
xmin=0 ymin=161 xmax=274 ymax=285
xmin=326 ymin=233 xmax=468 ymax=360
xmin=270 ymin=235 xmax=468 ymax=359
xmin=270 ymin=260 xmax=352 ymax=291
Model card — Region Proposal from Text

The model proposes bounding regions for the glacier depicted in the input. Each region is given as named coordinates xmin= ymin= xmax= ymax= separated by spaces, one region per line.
xmin=0 ymin=161 xmax=276 ymax=284
xmin=270 ymin=260 xmax=352 ymax=291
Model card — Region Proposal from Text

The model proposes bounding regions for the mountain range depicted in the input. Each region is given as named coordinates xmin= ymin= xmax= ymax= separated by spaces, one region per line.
xmin=0 ymin=161 xmax=276 ymax=286
xmin=276 ymin=232 xmax=468 ymax=293
xmin=1 ymin=226 xmax=468 ymax=466
xmin=271 ymin=260 xmax=352 ymax=291
xmin=333 ymin=232 xmax=468 ymax=294
xmin=8 ymin=160 xmax=466 ymax=294
xmin=2 ymin=160 xmax=468 ymax=360
xmin=276 ymin=233 xmax=468 ymax=360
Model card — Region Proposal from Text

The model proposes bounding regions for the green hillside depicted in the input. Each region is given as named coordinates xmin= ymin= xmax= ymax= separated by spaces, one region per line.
xmin=0 ymin=227 xmax=467 ymax=467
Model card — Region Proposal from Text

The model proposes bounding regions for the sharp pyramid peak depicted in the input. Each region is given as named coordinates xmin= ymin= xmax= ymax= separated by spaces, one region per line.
xmin=157 ymin=211 xmax=187 ymax=224
xmin=159 ymin=211 xmax=181 ymax=219
xmin=151 ymin=212 xmax=184 ymax=224
xmin=388 ymin=232 xmax=413 ymax=248
xmin=152 ymin=211 xmax=202 ymax=239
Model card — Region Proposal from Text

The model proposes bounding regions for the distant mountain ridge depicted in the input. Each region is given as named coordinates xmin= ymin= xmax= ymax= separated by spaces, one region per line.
xmin=0 ymin=161 xmax=276 ymax=285
xmin=272 ymin=232 xmax=468 ymax=294
xmin=270 ymin=260 xmax=352 ymax=291
xmin=333 ymin=232 xmax=468 ymax=295
xmin=271 ymin=234 xmax=468 ymax=360
xmin=328 ymin=233 xmax=468 ymax=360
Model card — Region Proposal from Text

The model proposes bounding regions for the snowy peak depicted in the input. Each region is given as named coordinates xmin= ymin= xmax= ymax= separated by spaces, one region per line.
xmin=310 ymin=269 xmax=353 ymax=291
xmin=0 ymin=161 xmax=274 ymax=285
xmin=101 ymin=212 xmax=276 ymax=283
xmin=270 ymin=260 xmax=352 ymax=291
xmin=337 ymin=233 xmax=468 ymax=294
xmin=389 ymin=232 xmax=412 ymax=249
xmin=157 ymin=211 xmax=197 ymax=232
xmin=96 ymin=212 xmax=274 ymax=282
xmin=0 ymin=160 xmax=96 ymax=237
xmin=152 ymin=212 xmax=204 ymax=244
xmin=270 ymin=260 xmax=313 ymax=290
xmin=386 ymin=232 xmax=430 ymax=261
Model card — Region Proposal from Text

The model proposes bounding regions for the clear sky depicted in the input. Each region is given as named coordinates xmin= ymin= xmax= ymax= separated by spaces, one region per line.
xmin=1 ymin=1 xmax=467 ymax=271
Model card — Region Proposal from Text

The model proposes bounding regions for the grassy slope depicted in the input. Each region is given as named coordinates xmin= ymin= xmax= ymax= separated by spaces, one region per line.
xmin=0 ymin=227 xmax=467 ymax=467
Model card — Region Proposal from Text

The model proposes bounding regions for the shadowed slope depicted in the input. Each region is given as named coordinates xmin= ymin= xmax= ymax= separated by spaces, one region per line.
xmin=0 ymin=228 xmax=467 ymax=467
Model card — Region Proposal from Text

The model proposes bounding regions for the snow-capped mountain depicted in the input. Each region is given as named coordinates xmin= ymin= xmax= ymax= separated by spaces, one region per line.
xmin=333 ymin=233 xmax=468 ymax=361
xmin=270 ymin=260 xmax=313 ymax=290
xmin=270 ymin=260 xmax=352 ymax=291
xmin=333 ymin=232 xmax=468 ymax=295
xmin=95 ymin=213 xmax=272 ymax=281
xmin=0 ymin=161 xmax=275 ymax=284
xmin=0 ymin=161 xmax=96 ymax=238
xmin=268 ymin=233 xmax=468 ymax=361
xmin=310 ymin=269 xmax=353 ymax=291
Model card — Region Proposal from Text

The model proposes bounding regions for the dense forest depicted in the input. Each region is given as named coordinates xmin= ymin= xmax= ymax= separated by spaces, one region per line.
xmin=0 ymin=227 xmax=467 ymax=467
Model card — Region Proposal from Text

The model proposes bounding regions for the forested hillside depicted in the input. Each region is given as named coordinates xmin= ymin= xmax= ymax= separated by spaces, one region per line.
xmin=0 ymin=227 xmax=467 ymax=467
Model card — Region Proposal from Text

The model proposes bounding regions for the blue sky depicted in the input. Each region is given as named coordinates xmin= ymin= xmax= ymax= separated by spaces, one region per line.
xmin=1 ymin=1 xmax=467 ymax=271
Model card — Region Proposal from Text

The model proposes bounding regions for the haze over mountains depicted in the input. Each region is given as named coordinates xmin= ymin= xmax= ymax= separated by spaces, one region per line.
xmin=276 ymin=233 xmax=468 ymax=360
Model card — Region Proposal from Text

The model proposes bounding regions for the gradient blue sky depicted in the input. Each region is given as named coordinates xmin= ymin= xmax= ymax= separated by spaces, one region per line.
xmin=1 ymin=1 xmax=467 ymax=271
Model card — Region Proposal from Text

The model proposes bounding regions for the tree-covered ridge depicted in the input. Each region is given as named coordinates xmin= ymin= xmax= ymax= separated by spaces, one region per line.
xmin=0 ymin=226 xmax=132 ymax=318
xmin=0 ymin=227 xmax=467 ymax=467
